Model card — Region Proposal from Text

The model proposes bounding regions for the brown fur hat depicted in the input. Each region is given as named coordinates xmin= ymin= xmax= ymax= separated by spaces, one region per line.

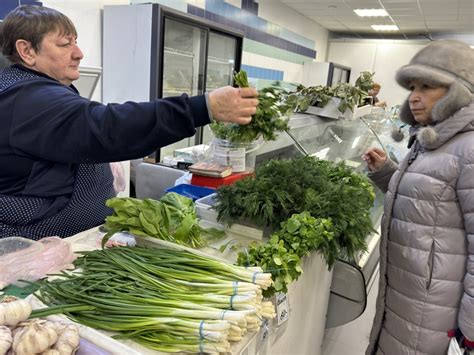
xmin=396 ymin=40 xmax=474 ymax=126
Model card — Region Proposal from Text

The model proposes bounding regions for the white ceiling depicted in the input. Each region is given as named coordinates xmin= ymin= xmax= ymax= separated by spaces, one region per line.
xmin=278 ymin=0 xmax=474 ymax=42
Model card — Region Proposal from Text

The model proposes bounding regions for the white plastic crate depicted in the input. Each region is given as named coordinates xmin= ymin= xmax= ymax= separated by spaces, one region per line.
xmin=304 ymin=97 xmax=372 ymax=120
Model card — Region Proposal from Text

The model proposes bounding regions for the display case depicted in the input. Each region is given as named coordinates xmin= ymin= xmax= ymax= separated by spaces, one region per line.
xmin=103 ymin=4 xmax=242 ymax=161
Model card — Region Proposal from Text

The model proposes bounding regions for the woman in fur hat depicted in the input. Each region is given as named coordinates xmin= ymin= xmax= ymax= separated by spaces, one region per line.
xmin=362 ymin=39 xmax=474 ymax=354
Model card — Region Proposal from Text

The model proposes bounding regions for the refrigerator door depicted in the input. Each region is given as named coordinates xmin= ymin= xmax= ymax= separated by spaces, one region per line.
xmin=159 ymin=17 xmax=208 ymax=160
xmin=161 ymin=18 xmax=207 ymax=98
xmin=329 ymin=63 xmax=351 ymax=86
xmin=331 ymin=66 xmax=343 ymax=86
xmin=202 ymin=31 xmax=238 ymax=145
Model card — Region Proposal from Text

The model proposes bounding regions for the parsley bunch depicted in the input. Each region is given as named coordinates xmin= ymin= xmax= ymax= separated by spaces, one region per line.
xmin=237 ymin=212 xmax=337 ymax=297
xmin=210 ymin=71 xmax=293 ymax=143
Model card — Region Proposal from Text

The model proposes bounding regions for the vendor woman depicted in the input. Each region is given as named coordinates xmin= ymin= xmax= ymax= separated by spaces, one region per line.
xmin=0 ymin=5 xmax=258 ymax=240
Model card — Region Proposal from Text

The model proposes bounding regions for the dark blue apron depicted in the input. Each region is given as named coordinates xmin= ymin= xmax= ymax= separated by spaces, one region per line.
xmin=0 ymin=66 xmax=115 ymax=240
xmin=0 ymin=164 xmax=115 ymax=240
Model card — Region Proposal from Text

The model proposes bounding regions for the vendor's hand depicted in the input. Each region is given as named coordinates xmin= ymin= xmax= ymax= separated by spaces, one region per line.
xmin=208 ymin=86 xmax=258 ymax=125
xmin=362 ymin=147 xmax=387 ymax=171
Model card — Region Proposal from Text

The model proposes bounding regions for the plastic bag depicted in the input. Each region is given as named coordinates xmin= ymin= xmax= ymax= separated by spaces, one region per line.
xmin=175 ymin=171 xmax=192 ymax=186
xmin=0 ymin=237 xmax=76 ymax=289
xmin=448 ymin=337 xmax=464 ymax=355
xmin=110 ymin=162 xmax=126 ymax=193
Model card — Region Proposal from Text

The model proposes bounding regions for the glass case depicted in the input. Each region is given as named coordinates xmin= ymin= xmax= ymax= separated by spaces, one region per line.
xmin=255 ymin=111 xmax=410 ymax=281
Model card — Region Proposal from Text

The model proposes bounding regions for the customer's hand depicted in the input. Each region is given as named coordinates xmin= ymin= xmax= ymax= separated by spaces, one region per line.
xmin=208 ymin=86 xmax=258 ymax=125
xmin=362 ymin=147 xmax=387 ymax=171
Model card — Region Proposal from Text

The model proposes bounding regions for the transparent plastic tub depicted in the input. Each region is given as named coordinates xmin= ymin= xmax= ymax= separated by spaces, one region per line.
xmin=210 ymin=137 xmax=263 ymax=173
xmin=195 ymin=193 xmax=269 ymax=241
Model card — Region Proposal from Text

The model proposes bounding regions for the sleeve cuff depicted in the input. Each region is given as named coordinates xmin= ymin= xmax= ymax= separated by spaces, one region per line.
xmin=188 ymin=94 xmax=212 ymax=127
xmin=204 ymin=92 xmax=214 ymax=123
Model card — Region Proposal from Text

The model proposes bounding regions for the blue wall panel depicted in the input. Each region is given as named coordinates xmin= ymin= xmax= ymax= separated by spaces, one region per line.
xmin=1 ymin=1 xmax=42 ymax=20
xmin=241 ymin=64 xmax=283 ymax=81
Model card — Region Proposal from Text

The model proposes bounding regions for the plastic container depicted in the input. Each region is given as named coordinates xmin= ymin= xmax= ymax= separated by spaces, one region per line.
xmin=210 ymin=137 xmax=263 ymax=173
xmin=195 ymin=193 xmax=266 ymax=240
xmin=195 ymin=193 xmax=219 ymax=223
xmin=304 ymin=98 xmax=372 ymax=120
xmin=165 ymin=183 xmax=215 ymax=201
xmin=191 ymin=170 xmax=254 ymax=189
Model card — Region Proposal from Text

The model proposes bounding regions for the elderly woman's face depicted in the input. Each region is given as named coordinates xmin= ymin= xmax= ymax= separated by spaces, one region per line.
xmin=29 ymin=29 xmax=83 ymax=86
xmin=408 ymin=80 xmax=447 ymax=125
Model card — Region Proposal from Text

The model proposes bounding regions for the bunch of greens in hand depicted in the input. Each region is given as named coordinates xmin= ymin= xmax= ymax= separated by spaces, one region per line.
xmin=210 ymin=71 xmax=295 ymax=144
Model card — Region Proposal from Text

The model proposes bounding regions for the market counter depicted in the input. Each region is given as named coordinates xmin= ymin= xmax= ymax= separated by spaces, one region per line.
xmin=63 ymin=227 xmax=333 ymax=355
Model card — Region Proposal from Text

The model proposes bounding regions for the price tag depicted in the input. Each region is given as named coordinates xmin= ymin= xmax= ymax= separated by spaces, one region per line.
xmin=276 ymin=292 xmax=289 ymax=325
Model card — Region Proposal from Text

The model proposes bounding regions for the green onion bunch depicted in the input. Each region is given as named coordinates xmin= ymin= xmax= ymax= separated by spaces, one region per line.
xmin=31 ymin=246 xmax=275 ymax=353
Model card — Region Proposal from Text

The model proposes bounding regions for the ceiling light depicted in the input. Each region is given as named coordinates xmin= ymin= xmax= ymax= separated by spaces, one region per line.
xmin=371 ymin=25 xmax=399 ymax=31
xmin=354 ymin=9 xmax=389 ymax=17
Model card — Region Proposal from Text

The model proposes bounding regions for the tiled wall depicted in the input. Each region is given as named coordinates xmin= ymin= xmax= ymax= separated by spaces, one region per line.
xmin=241 ymin=64 xmax=283 ymax=81
xmin=190 ymin=0 xmax=318 ymax=86
xmin=3 ymin=0 xmax=323 ymax=88
xmin=0 ymin=0 xmax=43 ymax=19
xmin=133 ymin=0 xmax=320 ymax=87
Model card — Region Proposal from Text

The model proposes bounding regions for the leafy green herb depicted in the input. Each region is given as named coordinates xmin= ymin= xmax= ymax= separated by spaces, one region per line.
xmin=292 ymin=71 xmax=375 ymax=113
xmin=210 ymin=71 xmax=294 ymax=143
xmin=102 ymin=193 xmax=223 ymax=248
xmin=237 ymin=234 xmax=301 ymax=297
xmin=236 ymin=211 xmax=336 ymax=297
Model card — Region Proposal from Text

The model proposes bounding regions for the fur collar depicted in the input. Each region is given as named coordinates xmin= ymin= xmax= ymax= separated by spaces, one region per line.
xmin=412 ymin=103 xmax=474 ymax=149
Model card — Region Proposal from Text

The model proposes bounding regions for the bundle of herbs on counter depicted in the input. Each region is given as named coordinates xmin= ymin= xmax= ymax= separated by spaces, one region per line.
xmin=30 ymin=246 xmax=276 ymax=354
xmin=102 ymin=192 xmax=223 ymax=248
xmin=237 ymin=212 xmax=337 ymax=297
xmin=215 ymin=156 xmax=375 ymax=265
xmin=210 ymin=70 xmax=296 ymax=143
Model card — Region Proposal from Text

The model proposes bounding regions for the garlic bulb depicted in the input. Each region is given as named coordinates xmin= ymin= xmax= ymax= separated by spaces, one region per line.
xmin=51 ymin=323 xmax=80 ymax=355
xmin=0 ymin=296 xmax=32 ymax=328
xmin=0 ymin=326 xmax=12 ymax=355
xmin=12 ymin=319 xmax=57 ymax=355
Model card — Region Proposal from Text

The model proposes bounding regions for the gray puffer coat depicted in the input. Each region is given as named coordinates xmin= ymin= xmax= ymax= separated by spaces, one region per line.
xmin=366 ymin=103 xmax=474 ymax=354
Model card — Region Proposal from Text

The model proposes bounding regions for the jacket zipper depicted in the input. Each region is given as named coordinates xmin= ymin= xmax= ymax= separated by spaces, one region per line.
xmin=426 ymin=240 xmax=435 ymax=290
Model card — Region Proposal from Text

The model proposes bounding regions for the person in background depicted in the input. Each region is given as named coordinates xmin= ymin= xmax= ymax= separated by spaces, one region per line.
xmin=0 ymin=5 xmax=258 ymax=240
xmin=368 ymin=82 xmax=387 ymax=108
xmin=362 ymin=39 xmax=474 ymax=354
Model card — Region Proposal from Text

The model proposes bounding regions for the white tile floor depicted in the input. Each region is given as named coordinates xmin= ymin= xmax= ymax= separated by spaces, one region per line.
xmin=322 ymin=268 xmax=380 ymax=355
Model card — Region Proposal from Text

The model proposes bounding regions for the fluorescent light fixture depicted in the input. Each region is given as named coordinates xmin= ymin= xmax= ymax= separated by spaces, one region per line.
xmin=354 ymin=9 xmax=389 ymax=17
xmin=371 ymin=24 xmax=399 ymax=31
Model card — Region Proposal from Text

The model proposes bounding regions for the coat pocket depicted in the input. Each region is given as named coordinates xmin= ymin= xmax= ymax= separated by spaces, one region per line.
xmin=426 ymin=240 xmax=435 ymax=290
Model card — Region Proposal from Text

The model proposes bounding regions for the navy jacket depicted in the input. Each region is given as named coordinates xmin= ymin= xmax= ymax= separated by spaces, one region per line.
xmin=0 ymin=65 xmax=210 ymax=218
